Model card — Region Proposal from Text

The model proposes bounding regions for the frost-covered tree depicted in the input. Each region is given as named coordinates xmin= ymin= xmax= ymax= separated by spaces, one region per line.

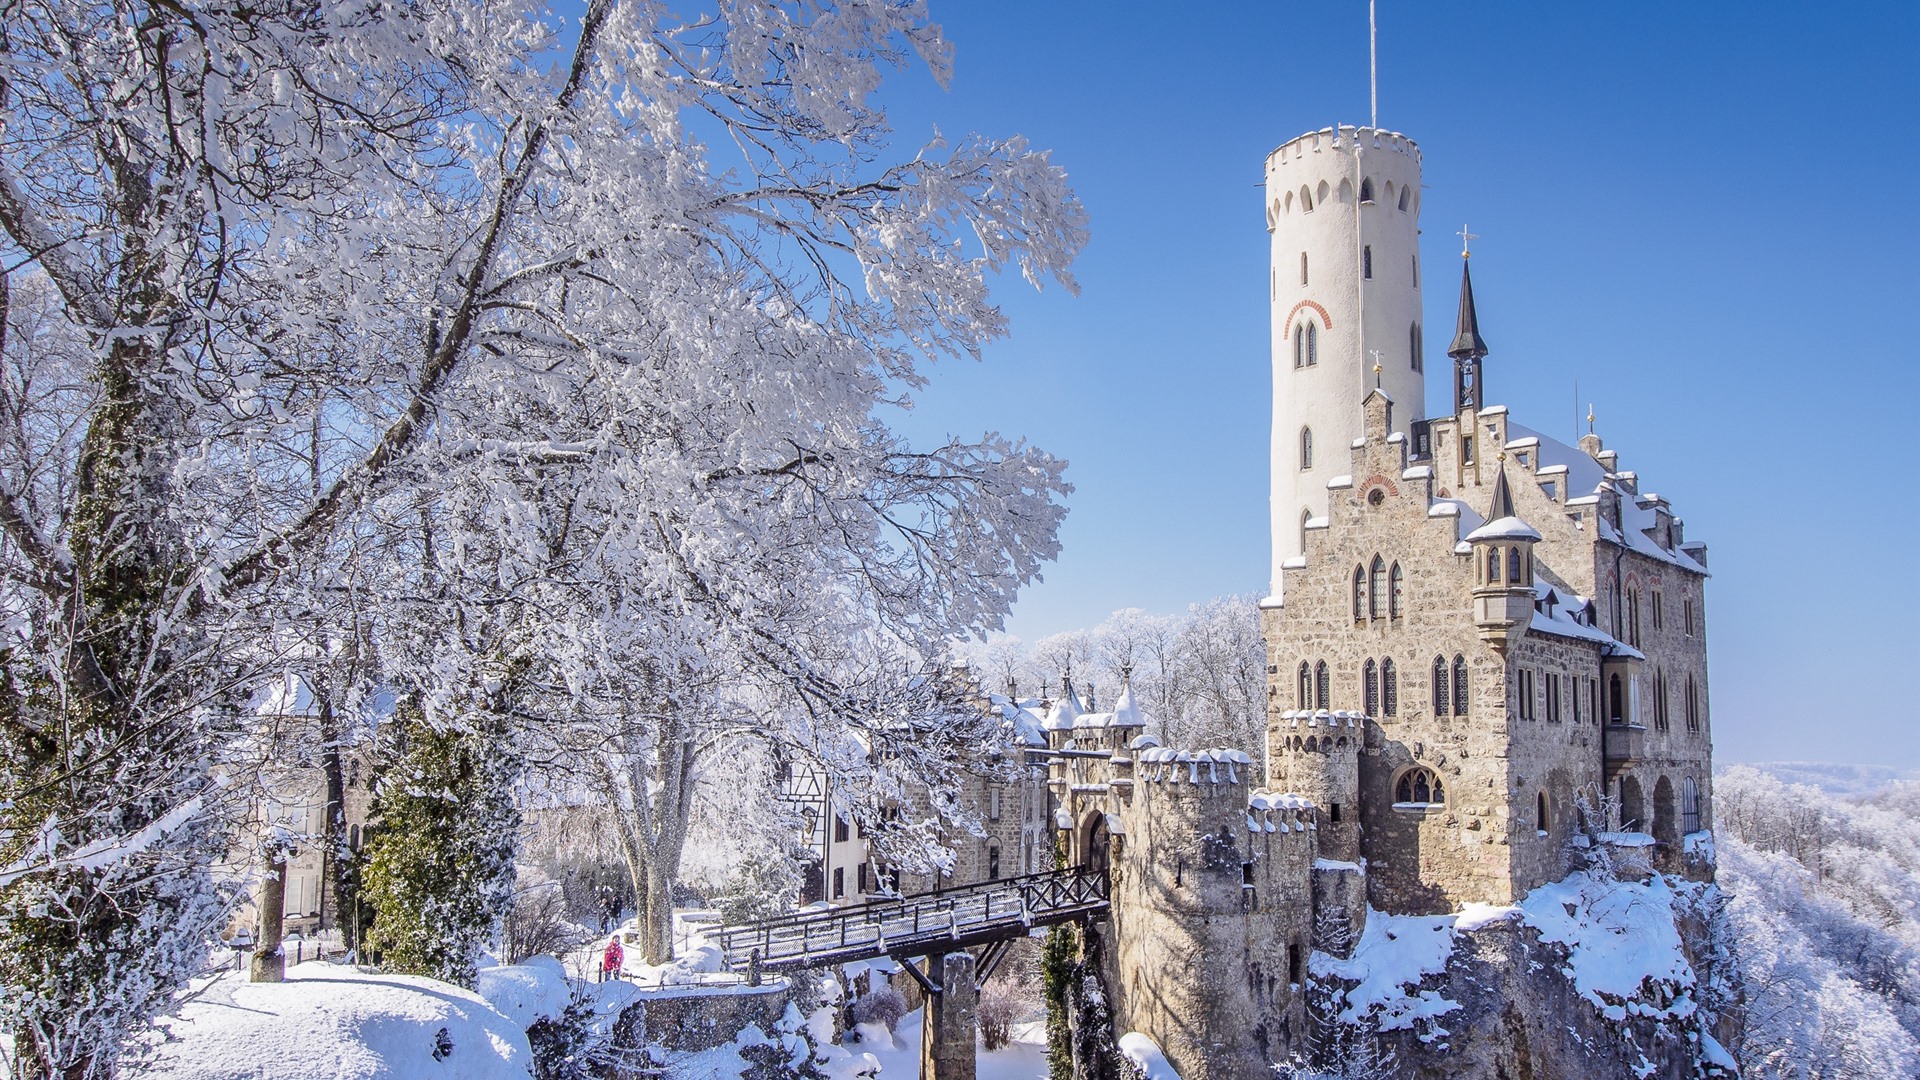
xmin=360 ymin=698 xmax=521 ymax=987
xmin=0 ymin=0 xmax=1083 ymax=1072
xmin=1715 ymin=767 xmax=1920 ymax=1078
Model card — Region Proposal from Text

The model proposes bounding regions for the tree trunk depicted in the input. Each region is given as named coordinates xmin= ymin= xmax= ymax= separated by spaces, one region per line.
xmin=250 ymin=851 xmax=287 ymax=983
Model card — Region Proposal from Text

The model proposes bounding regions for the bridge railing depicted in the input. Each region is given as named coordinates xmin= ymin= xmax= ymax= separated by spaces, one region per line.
xmin=714 ymin=865 xmax=1108 ymax=972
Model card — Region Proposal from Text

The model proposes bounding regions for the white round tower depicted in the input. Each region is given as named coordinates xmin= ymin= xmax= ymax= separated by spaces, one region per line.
xmin=1265 ymin=126 xmax=1426 ymax=599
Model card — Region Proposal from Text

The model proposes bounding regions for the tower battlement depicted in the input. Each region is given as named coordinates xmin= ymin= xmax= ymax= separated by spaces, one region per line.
xmin=1266 ymin=125 xmax=1421 ymax=169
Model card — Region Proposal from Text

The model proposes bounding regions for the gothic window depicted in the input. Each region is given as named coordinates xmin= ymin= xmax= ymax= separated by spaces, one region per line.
xmin=1410 ymin=321 xmax=1423 ymax=371
xmin=1389 ymin=563 xmax=1405 ymax=618
xmin=1452 ymin=655 xmax=1470 ymax=716
xmin=1654 ymin=669 xmax=1670 ymax=732
xmin=1652 ymin=591 xmax=1664 ymax=630
xmin=1432 ymin=656 xmax=1450 ymax=716
xmin=1306 ymin=321 xmax=1318 ymax=365
xmin=1297 ymin=662 xmax=1312 ymax=710
xmin=1315 ymin=661 xmax=1330 ymax=710
xmin=1363 ymin=245 xmax=1373 ymax=279
xmin=1486 ymin=549 xmax=1501 ymax=584
xmin=1382 ymin=658 xmax=1398 ymax=716
xmin=1395 ymin=767 xmax=1445 ymax=806
xmin=1301 ymin=185 xmax=1314 ymax=212
xmin=1517 ymin=668 xmax=1535 ymax=719
xmin=1398 ymin=186 xmax=1411 ymax=211
xmin=988 ymin=845 xmax=1001 ymax=881
xmin=1352 ymin=566 xmax=1366 ymax=622
xmin=1368 ymin=556 xmax=1387 ymax=619
xmin=1507 ymin=547 xmax=1524 ymax=584
xmin=1683 ymin=598 xmax=1695 ymax=636
xmin=1364 ymin=659 xmax=1379 ymax=716
xmin=1412 ymin=253 xmax=1420 ymax=287
xmin=1359 ymin=178 xmax=1375 ymax=203
xmin=1537 ymin=792 xmax=1550 ymax=833
xmin=1293 ymin=324 xmax=1305 ymax=368
xmin=1300 ymin=427 xmax=1313 ymax=469
xmin=1682 ymin=777 xmax=1701 ymax=833
xmin=1300 ymin=508 xmax=1312 ymax=551
xmin=1628 ymin=587 xmax=1643 ymax=647
xmin=1300 ymin=251 xmax=1309 ymax=285
xmin=1686 ymin=675 xmax=1700 ymax=733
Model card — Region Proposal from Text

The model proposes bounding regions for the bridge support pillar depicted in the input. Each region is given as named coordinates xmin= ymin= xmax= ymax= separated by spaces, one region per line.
xmin=919 ymin=951 xmax=977 ymax=1080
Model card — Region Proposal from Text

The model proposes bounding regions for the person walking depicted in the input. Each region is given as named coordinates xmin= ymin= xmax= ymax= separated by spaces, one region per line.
xmin=602 ymin=935 xmax=624 ymax=982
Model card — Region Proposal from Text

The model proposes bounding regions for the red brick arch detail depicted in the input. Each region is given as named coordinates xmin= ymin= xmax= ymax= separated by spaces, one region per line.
xmin=1361 ymin=474 xmax=1400 ymax=498
xmin=1283 ymin=299 xmax=1334 ymax=336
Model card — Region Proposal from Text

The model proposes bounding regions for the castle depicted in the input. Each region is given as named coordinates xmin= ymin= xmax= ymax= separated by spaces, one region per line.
xmin=1037 ymin=123 xmax=1717 ymax=1079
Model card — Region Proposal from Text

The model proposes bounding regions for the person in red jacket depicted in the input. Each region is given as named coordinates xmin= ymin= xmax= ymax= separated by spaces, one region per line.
xmin=602 ymin=936 xmax=624 ymax=981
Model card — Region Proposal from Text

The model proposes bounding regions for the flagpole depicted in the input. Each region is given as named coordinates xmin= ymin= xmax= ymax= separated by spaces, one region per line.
xmin=1370 ymin=0 xmax=1378 ymax=130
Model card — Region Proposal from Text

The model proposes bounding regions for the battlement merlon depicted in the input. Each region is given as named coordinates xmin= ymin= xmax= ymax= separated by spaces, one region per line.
xmin=1266 ymin=125 xmax=1422 ymax=169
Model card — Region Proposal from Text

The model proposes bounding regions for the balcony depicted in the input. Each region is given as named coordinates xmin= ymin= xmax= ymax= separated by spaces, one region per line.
xmin=1604 ymin=723 xmax=1646 ymax=766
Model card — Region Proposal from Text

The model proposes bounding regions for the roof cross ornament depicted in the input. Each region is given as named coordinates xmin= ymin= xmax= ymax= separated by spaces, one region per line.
xmin=1457 ymin=224 xmax=1479 ymax=259
xmin=1369 ymin=349 xmax=1386 ymax=388
xmin=1587 ymin=403 xmax=1596 ymax=435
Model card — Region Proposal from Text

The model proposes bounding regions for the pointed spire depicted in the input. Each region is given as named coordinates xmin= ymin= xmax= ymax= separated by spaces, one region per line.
xmin=1447 ymin=258 xmax=1488 ymax=362
xmin=1488 ymin=464 xmax=1517 ymax=521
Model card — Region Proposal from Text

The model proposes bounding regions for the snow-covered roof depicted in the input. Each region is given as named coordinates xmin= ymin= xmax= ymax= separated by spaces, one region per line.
xmin=253 ymin=673 xmax=322 ymax=718
xmin=1466 ymin=515 xmax=1542 ymax=543
xmin=1501 ymin=417 xmax=1707 ymax=576
xmin=1527 ymin=582 xmax=1643 ymax=658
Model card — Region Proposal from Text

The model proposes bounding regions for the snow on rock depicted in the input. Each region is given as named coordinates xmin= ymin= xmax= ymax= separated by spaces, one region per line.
xmin=140 ymin=963 xmax=531 ymax=1080
xmin=1311 ymin=911 xmax=1461 ymax=1032
xmin=1518 ymin=871 xmax=1696 ymax=1022
xmin=474 ymin=956 xmax=572 ymax=1028
xmin=1118 ymin=1031 xmax=1182 ymax=1080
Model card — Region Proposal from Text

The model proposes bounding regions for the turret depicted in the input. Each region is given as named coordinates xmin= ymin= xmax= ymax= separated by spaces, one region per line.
xmin=1266 ymin=126 xmax=1426 ymax=599
xmin=1467 ymin=467 xmax=1539 ymax=653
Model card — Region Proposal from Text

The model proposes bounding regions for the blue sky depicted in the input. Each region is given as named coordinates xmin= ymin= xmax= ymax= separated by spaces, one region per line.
xmin=869 ymin=1 xmax=1918 ymax=767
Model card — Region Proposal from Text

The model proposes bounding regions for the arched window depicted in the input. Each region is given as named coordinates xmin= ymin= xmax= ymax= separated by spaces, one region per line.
xmin=1352 ymin=566 xmax=1366 ymax=622
xmin=1395 ymin=767 xmax=1445 ymax=806
xmin=1682 ymin=776 xmax=1701 ymax=833
xmin=1412 ymin=254 xmax=1420 ymax=287
xmin=1628 ymin=587 xmax=1643 ymax=647
xmin=1297 ymin=662 xmax=1312 ymax=710
xmin=1507 ymin=547 xmax=1523 ymax=584
xmin=1300 ymin=427 xmax=1313 ymax=470
xmin=1452 ymin=655 xmax=1470 ymax=716
xmin=1432 ymin=656 xmax=1450 ymax=716
xmin=1362 ymin=245 xmax=1373 ymax=279
xmin=1410 ymin=321 xmax=1422 ymax=370
xmin=1368 ymin=556 xmax=1387 ymax=619
xmin=1654 ymin=669 xmax=1670 ymax=731
xmin=1300 ymin=508 xmax=1312 ymax=551
xmin=1382 ymin=658 xmax=1398 ymax=717
xmin=1364 ymin=659 xmax=1379 ymax=716
xmin=988 ymin=844 xmax=1001 ymax=881
xmin=1397 ymin=186 xmax=1411 ymax=211
xmin=1314 ymin=661 xmax=1330 ymax=710
xmin=1293 ymin=324 xmax=1305 ymax=368
xmin=1359 ymin=178 xmax=1375 ymax=203
xmin=1301 ymin=185 xmax=1314 ymax=212
xmin=1305 ymin=321 xmax=1318 ymax=365
xmin=1537 ymin=792 xmax=1550 ymax=833
xmin=1389 ymin=563 xmax=1405 ymax=618
xmin=1686 ymin=675 xmax=1700 ymax=733
xmin=1300 ymin=251 xmax=1309 ymax=285
xmin=1486 ymin=549 xmax=1501 ymax=584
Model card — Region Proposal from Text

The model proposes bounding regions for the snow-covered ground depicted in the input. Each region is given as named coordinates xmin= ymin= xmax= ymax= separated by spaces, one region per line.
xmin=826 ymin=1014 xmax=1050 ymax=1080
xmin=137 ymin=962 xmax=532 ymax=1080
